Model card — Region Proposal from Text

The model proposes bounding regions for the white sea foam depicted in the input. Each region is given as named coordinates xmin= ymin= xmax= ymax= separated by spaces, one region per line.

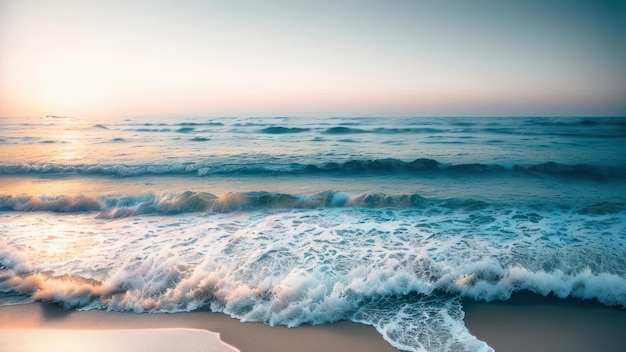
xmin=1 ymin=204 xmax=624 ymax=351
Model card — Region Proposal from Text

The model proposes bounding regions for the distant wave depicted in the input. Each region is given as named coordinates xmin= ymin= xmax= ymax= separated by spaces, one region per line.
xmin=133 ymin=128 xmax=172 ymax=132
xmin=260 ymin=127 xmax=310 ymax=134
xmin=189 ymin=137 xmax=210 ymax=142
xmin=319 ymin=126 xmax=445 ymax=134
xmin=175 ymin=122 xmax=224 ymax=126
xmin=1 ymin=159 xmax=624 ymax=180
xmin=83 ymin=117 xmax=626 ymax=138
xmin=323 ymin=126 xmax=369 ymax=134
xmin=321 ymin=126 xmax=444 ymax=134
xmin=1 ymin=191 xmax=623 ymax=217
xmin=176 ymin=127 xmax=195 ymax=133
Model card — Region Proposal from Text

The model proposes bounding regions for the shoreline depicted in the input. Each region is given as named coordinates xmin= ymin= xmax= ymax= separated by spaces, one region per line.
xmin=1 ymin=293 xmax=625 ymax=352
xmin=463 ymin=292 xmax=626 ymax=352
xmin=0 ymin=303 xmax=397 ymax=352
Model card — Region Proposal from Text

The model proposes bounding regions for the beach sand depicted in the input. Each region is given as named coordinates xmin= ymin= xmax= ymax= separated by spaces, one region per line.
xmin=0 ymin=303 xmax=397 ymax=352
xmin=0 ymin=328 xmax=239 ymax=352
xmin=463 ymin=292 xmax=626 ymax=352
xmin=1 ymin=294 xmax=625 ymax=352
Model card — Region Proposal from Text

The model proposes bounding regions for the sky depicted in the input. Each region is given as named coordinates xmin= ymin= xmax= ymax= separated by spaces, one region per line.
xmin=0 ymin=0 xmax=624 ymax=118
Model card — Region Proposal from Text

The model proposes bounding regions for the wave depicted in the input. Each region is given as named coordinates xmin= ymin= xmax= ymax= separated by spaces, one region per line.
xmin=1 ymin=159 xmax=624 ymax=179
xmin=175 ymin=122 xmax=224 ymax=126
xmin=189 ymin=137 xmax=210 ymax=142
xmin=14 ymin=117 xmax=626 ymax=139
xmin=1 ymin=197 xmax=625 ymax=352
xmin=4 ymin=262 xmax=623 ymax=351
xmin=0 ymin=262 xmax=626 ymax=310
xmin=0 ymin=191 xmax=424 ymax=217
xmin=323 ymin=126 xmax=369 ymax=134
xmin=133 ymin=128 xmax=172 ymax=132
xmin=321 ymin=126 xmax=446 ymax=134
xmin=1 ymin=234 xmax=625 ymax=351
xmin=1 ymin=194 xmax=103 ymax=213
xmin=525 ymin=117 xmax=626 ymax=128
xmin=1 ymin=191 xmax=623 ymax=218
xmin=148 ymin=117 xmax=626 ymax=136
xmin=260 ymin=127 xmax=310 ymax=134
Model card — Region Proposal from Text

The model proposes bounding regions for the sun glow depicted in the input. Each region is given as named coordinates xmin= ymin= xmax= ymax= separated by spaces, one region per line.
xmin=29 ymin=55 xmax=118 ymax=115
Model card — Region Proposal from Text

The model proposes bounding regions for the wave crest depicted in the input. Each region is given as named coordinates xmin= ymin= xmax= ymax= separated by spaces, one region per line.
xmin=2 ymin=191 xmax=624 ymax=218
xmin=2 ymin=159 xmax=624 ymax=179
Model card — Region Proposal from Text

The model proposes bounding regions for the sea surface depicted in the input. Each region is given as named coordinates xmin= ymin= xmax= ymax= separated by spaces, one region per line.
xmin=1 ymin=116 xmax=625 ymax=351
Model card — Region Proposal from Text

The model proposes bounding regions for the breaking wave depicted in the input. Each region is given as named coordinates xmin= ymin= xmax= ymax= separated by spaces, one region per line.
xmin=1 ymin=190 xmax=624 ymax=219
xmin=1 ymin=159 xmax=624 ymax=179
xmin=0 ymin=191 xmax=481 ymax=217
xmin=1 ymin=203 xmax=625 ymax=351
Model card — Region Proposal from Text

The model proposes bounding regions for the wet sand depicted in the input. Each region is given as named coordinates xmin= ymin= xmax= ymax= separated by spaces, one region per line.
xmin=463 ymin=292 xmax=626 ymax=352
xmin=2 ymin=294 xmax=625 ymax=352
xmin=0 ymin=328 xmax=239 ymax=352
xmin=0 ymin=303 xmax=397 ymax=352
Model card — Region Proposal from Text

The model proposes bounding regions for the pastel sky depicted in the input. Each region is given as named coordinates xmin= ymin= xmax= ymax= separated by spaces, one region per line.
xmin=1 ymin=0 xmax=624 ymax=118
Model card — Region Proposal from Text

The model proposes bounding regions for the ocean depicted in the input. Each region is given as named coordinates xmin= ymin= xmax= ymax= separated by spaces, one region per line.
xmin=1 ymin=116 xmax=625 ymax=351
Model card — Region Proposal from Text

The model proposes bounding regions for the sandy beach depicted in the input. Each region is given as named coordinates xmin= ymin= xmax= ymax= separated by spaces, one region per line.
xmin=0 ymin=293 xmax=625 ymax=352
xmin=0 ymin=328 xmax=239 ymax=352
xmin=0 ymin=303 xmax=397 ymax=352
xmin=463 ymin=292 xmax=626 ymax=352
